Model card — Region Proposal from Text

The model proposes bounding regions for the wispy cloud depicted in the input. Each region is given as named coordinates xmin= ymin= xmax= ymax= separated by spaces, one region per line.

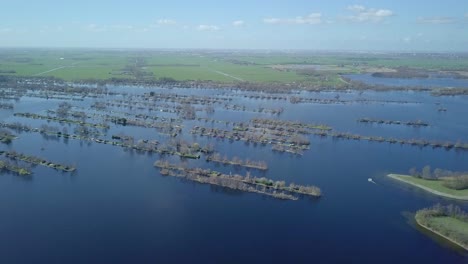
xmin=347 ymin=5 xmax=366 ymax=13
xmin=84 ymin=24 xmax=138 ymax=32
xmin=402 ymin=32 xmax=425 ymax=44
xmin=263 ymin=13 xmax=322 ymax=25
xmin=0 ymin=28 xmax=13 ymax=33
xmin=85 ymin=24 xmax=107 ymax=32
xmin=402 ymin=36 xmax=411 ymax=43
xmin=465 ymin=13 xmax=468 ymax=19
xmin=111 ymin=25 xmax=134 ymax=30
xmin=417 ymin=16 xmax=457 ymax=24
xmin=345 ymin=5 xmax=393 ymax=23
xmin=232 ymin=20 xmax=245 ymax=27
xmin=156 ymin=19 xmax=177 ymax=25
xmin=38 ymin=26 xmax=65 ymax=33
xmin=197 ymin=24 xmax=220 ymax=31
xmin=137 ymin=27 xmax=150 ymax=33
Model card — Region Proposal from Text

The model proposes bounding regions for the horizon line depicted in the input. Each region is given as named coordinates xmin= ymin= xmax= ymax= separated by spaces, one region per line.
xmin=0 ymin=46 xmax=467 ymax=54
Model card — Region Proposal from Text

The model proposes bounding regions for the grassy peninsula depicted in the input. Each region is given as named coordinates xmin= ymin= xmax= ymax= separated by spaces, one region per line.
xmin=415 ymin=205 xmax=468 ymax=251
xmin=388 ymin=174 xmax=468 ymax=200
xmin=388 ymin=166 xmax=468 ymax=200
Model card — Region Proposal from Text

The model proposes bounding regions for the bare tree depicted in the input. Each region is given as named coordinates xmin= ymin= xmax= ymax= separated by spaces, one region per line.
xmin=422 ymin=165 xmax=432 ymax=179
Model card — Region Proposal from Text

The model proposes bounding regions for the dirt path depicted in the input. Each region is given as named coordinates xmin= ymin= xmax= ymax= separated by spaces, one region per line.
xmin=208 ymin=68 xmax=244 ymax=81
xmin=339 ymin=76 xmax=350 ymax=85
xmin=33 ymin=62 xmax=81 ymax=76
xmin=33 ymin=66 xmax=68 ymax=76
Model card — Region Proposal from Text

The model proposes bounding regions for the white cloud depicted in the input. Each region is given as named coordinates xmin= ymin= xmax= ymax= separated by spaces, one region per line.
xmin=111 ymin=25 xmax=134 ymax=30
xmin=347 ymin=5 xmax=366 ymax=12
xmin=402 ymin=32 xmax=427 ymax=44
xmin=232 ymin=20 xmax=245 ymax=27
xmin=85 ymin=24 xmax=107 ymax=32
xmin=346 ymin=5 xmax=393 ymax=23
xmin=38 ymin=26 xmax=64 ymax=33
xmin=417 ymin=16 xmax=456 ymax=24
xmin=263 ymin=13 xmax=322 ymax=25
xmin=0 ymin=28 xmax=12 ymax=33
xmin=157 ymin=19 xmax=177 ymax=25
xmin=84 ymin=24 xmax=136 ymax=32
xmin=197 ymin=24 xmax=220 ymax=31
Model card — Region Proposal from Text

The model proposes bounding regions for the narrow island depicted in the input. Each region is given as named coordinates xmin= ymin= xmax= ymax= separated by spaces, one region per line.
xmin=0 ymin=160 xmax=31 ymax=176
xmin=0 ymin=151 xmax=76 ymax=172
xmin=371 ymin=67 xmax=430 ymax=79
xmin=415 ymin=204 xmax=468 ymax=251
xmin=358 ymin=118 xmax=429 ymax=127
xmin=0 ymin=130 xmax=16 ymax=144
xmin=206 ymin=153 xmax=268 ymax=171
xmin=154 ymin=160 xmax=321 ymax=200
xmin=388 ymin=166 xmax=468 ymax=200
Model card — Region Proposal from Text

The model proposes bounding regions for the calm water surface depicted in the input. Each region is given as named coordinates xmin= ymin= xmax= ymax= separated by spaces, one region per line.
xmin=0 ymin=84 xmax=467 ymax=263
xmin=345 ymin=73 xmax=468 ymax=88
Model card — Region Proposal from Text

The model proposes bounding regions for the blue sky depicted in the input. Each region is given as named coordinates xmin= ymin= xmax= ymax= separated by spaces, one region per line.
xmin=1 ymin=0 xmax=467 ymax=51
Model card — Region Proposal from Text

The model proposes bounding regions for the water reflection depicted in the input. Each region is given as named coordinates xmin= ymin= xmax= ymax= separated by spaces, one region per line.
xmin=0 ymin=84 xmax=467 ymax=263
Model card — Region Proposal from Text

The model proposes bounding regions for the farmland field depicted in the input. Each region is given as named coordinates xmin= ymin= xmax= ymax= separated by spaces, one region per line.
xmin=2 ymin=49 xmax=468 ymax=85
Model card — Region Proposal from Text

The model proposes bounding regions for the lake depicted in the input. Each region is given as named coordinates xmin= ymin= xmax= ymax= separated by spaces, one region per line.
xmin=0 ymin=83 xmax=467 ymax=263
xmin=345 ymin=73 xmax=468 ymax=88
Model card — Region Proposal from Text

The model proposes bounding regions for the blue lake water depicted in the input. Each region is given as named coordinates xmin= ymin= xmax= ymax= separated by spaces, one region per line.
xmin=345 ymin=73 xmax=468 ymax=88
xmin=0 ymin=85 xmax=467 ymax=263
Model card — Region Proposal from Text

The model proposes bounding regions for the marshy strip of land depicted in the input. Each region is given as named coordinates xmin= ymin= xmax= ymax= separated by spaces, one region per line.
xmin=14 ymin=113 xmax=109 ymax=129
xmin=0 ymin=130 xmax=17 ymax=144
xmin=0 ymin=122 xmax=209 ymax=159
xmin=206 ymin=153 xmax=268 ymax=171
xmin=0 ymin=160 xmax=31 ymax=176
xmin=0 ymin=150 xmax=76 ymax=172
xmin=154 ymin=160 xmax=321 ymax=200
xmin=289 ymin=96 xmax=421 ymax=105
xmin=190 ymin=125 xmax=310 ymax=155
xmin=358 ymin=118 xmax=429 ymax=127
xmin=313 ymin=131 xmax=468 ymax=151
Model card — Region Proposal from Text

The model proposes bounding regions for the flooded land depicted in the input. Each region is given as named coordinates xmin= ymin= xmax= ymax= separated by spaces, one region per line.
xmin=0 ymin=50 xmax=468 ymax=263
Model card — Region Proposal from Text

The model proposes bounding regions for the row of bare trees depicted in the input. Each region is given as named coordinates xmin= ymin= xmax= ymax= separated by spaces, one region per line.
xmin=207 ymin=153 xmax=268 ymax=170
xmin=154 ymin=161 xmax=321 ymax=199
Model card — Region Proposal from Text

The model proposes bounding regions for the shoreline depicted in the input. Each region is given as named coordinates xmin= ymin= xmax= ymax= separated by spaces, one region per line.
xmin=415 ymin=217 xmax=468 ymax=251
xmin=0 ymin=74 xmax=441 ymax=94
xmin=387 ymin=174 xmax=468 ymax=201
xmin=3 ymin=73 xmax=468 ymax=96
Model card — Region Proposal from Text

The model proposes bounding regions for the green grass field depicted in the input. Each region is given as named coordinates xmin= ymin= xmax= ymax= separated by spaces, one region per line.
xmin=429 ymin=217 xmax=468 ymax=238
xmin=218 ymin=53 xmax=468 ymax=70
xmin=389 ymin=174 xmax=468 ymax=199
xmin=416 ymin=213 xmax=468 ymax=250
xmin=1 ymin=49 xmax=468 ymax=83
